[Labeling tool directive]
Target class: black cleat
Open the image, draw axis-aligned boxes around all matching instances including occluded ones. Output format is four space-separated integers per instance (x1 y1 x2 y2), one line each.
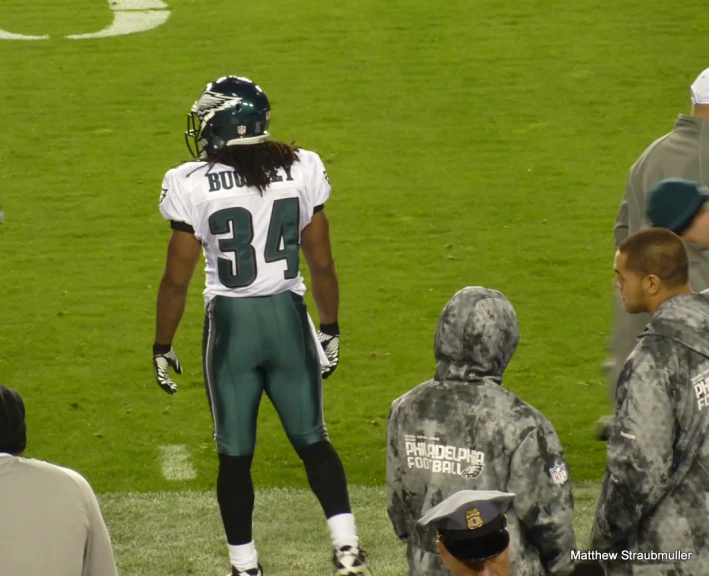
333 545 373 575
230 563 263 576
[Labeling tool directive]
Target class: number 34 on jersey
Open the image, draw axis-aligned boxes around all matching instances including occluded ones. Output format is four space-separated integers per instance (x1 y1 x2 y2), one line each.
209 198 299 288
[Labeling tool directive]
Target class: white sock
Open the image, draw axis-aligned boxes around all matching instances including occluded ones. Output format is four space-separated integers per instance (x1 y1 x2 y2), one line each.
327 513 359 549
228 542 258 572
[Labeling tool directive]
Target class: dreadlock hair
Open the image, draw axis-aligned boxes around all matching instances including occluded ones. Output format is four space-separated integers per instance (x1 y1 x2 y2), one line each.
205 140 300 193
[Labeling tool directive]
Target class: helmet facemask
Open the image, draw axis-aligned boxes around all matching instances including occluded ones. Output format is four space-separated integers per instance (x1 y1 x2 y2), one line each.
185 105 205 159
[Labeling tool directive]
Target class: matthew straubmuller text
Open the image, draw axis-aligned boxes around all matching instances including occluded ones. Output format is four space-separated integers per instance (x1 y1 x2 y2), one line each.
571 551 693 561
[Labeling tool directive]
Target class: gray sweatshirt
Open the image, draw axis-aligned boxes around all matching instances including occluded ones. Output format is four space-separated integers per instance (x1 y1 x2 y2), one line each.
0 454 118 576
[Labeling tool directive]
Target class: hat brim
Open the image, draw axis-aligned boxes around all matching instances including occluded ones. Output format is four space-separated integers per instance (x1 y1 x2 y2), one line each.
441 528 509 563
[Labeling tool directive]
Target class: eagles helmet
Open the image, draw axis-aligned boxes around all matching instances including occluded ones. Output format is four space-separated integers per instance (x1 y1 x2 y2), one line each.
185 76 271 158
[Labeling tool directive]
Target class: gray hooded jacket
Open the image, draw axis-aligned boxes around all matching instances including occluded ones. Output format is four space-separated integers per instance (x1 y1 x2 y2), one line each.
592 293 709 576
386 287 575 576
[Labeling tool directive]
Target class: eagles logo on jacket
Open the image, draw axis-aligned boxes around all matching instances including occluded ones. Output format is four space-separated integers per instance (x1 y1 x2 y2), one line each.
386 287 576 576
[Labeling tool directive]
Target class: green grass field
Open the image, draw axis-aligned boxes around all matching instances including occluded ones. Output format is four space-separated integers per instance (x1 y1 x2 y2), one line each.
0 0 706 573
100 482 602 575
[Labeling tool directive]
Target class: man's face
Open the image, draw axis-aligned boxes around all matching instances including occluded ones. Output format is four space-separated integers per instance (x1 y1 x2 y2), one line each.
682 204 709 248
613 251 647 313
436 541 510 576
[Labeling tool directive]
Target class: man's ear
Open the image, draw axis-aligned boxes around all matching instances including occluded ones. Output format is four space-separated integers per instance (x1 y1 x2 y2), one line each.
644 274 662 296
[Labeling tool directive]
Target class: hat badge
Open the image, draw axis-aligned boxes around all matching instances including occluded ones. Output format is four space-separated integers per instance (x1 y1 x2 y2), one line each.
466 508 483 530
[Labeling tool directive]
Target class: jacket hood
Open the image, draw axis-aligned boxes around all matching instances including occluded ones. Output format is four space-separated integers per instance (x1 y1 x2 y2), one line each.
644 293 709 360
434 287 520 384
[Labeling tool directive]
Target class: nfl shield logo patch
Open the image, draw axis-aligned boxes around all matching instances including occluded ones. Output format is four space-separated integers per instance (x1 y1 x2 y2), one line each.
237 125 247 135
549 463 568 485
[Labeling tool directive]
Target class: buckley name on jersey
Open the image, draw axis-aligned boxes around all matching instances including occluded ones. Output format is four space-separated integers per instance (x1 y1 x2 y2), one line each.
206 166 294 193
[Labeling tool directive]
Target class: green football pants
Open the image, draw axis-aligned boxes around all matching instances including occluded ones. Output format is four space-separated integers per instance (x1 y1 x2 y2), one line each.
202 291 328 456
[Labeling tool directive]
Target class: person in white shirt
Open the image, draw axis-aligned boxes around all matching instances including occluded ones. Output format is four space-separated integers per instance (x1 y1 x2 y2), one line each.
0 384 118 576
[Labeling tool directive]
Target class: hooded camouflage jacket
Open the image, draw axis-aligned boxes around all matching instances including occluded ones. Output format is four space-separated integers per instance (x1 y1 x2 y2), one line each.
592 293 709 576
386 287 576 576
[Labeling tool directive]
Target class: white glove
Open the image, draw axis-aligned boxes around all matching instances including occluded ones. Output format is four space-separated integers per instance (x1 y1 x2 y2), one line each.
318 325 340 379
153 344 182 394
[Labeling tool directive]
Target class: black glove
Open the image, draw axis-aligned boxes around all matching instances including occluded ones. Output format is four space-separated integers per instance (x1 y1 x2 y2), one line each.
153 343 182 394
317 322 339 379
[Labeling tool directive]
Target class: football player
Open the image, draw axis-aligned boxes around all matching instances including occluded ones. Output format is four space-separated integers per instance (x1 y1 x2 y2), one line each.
152 76 372 576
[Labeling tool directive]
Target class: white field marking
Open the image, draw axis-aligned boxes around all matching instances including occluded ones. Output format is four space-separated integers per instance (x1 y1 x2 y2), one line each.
111 0 168 9
0 0 170 41
159 445 197 481
67 0 170 39
0 30 49 41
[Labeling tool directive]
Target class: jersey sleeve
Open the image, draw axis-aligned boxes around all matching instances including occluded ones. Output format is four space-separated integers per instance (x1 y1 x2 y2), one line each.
159 170 195 233
309 153 331 212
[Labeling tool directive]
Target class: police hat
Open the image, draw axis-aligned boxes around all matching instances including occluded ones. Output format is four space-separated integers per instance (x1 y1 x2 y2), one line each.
417 490 515 563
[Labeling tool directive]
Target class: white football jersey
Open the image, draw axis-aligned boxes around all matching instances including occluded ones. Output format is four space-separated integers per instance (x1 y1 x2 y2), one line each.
158 149 330 304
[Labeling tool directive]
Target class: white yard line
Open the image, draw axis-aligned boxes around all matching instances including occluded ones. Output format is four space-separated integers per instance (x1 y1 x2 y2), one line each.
0 31 49 41
67 0 170 40
110 0 168 9
159 445 197 481
1 0 170 41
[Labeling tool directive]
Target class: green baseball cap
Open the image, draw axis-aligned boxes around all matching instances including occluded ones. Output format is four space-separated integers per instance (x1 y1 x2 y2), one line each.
646 178 709 233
